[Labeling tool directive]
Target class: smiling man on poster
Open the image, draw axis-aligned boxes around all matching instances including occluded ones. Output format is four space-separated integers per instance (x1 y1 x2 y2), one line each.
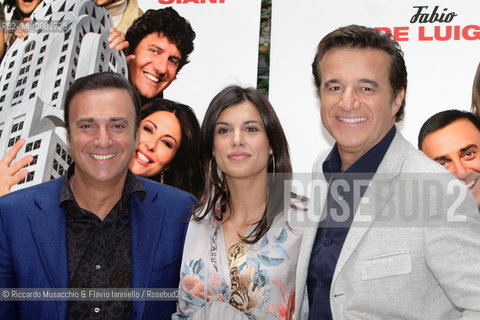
125 7 195 105
419 109 480 209
294 25 480 319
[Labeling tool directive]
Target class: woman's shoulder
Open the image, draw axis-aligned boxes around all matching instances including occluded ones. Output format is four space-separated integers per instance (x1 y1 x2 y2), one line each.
187 214 215 233
182 216 215 262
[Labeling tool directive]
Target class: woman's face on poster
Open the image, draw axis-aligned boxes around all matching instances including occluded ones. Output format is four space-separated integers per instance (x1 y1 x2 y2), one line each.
129 111 182 178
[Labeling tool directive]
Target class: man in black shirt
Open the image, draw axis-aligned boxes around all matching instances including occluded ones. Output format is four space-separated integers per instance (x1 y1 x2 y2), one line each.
0 72 195 319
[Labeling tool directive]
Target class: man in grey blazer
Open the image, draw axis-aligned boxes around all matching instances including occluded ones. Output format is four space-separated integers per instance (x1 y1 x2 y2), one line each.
294 25 480 319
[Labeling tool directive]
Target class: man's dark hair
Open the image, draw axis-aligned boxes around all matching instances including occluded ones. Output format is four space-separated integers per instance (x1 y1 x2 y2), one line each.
418 109 480 150
3 0 16 14
472 63 480 116
64 72 141 135
312 24 408 122
0 2 5 19
125 7 195 72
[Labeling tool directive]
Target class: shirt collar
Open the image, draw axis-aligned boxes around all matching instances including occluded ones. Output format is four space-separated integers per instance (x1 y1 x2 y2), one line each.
323 125 396 176
60 164 145 206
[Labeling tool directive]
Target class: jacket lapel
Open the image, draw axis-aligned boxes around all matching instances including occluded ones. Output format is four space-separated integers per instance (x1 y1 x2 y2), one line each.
332 132 409 285
130 188 166 319
28 178 68 318
295 160 330 317
28 179 68 289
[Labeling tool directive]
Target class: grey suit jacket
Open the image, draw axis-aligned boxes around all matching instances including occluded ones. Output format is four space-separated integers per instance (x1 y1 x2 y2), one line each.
294 130 480 320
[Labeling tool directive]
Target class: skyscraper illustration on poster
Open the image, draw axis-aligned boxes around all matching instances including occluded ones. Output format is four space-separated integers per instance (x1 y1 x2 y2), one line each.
0 0 126 192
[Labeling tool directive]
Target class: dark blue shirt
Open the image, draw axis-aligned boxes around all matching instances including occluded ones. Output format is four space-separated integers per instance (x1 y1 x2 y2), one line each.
307 126 396 320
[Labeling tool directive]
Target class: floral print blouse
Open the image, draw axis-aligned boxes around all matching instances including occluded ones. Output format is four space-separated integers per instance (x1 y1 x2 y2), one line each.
172 195 307 320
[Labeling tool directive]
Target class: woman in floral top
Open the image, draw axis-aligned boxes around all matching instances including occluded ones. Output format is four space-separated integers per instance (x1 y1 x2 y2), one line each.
173 86 307 320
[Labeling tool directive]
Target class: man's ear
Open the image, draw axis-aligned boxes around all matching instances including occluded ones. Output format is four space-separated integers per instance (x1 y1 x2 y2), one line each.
392 88 405 117
126 54 136 64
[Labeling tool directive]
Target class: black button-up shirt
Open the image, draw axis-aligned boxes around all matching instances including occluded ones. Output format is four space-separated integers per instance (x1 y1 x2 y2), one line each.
307 126 396 320
60 165 145 320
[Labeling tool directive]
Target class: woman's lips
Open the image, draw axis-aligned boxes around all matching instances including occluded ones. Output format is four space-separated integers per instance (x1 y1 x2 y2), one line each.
227 152 251 160
136 150 154 165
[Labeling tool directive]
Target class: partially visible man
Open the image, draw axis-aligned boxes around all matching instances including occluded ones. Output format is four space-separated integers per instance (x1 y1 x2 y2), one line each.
294 25 480 320
91 0 142 52
0 72 195 319
125 7 195 104
93 0 142 34
419 109 480 208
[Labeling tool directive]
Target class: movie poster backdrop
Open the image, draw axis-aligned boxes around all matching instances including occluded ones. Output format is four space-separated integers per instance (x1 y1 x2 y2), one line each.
0 0 261 191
